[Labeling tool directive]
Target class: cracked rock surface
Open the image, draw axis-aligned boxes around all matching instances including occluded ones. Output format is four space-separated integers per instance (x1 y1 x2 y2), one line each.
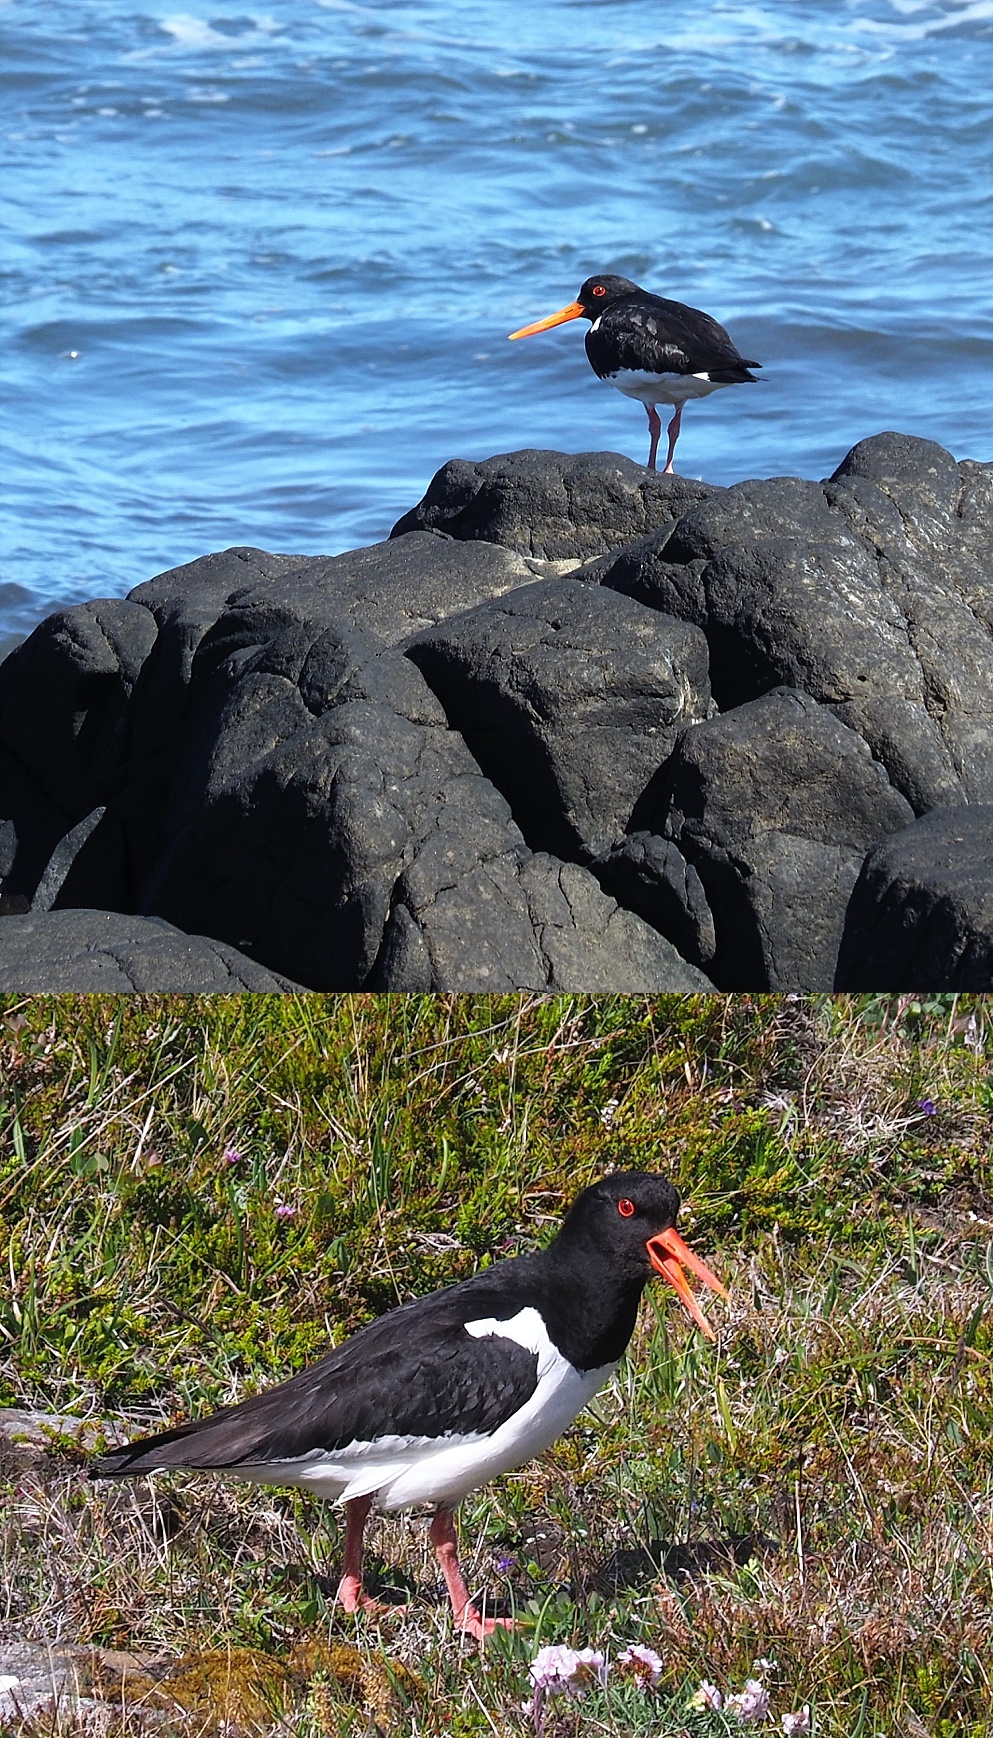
590 432 993 817
407 577 711 857
1 433 990 990
652 687 915 988
391 448 722 561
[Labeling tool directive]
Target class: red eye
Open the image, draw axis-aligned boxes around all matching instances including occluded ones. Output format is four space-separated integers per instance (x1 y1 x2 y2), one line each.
592 284 606 297
618 1198 635 1217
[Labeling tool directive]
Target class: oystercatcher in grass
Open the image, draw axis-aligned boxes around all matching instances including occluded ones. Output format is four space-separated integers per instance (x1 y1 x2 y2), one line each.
91 1172 725 1641
509 274 761 474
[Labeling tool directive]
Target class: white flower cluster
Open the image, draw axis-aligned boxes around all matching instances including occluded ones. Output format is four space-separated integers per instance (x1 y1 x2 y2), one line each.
617 1644 665 1685
688 1668 811 1729
528 1645 608 1697
527 1646 810 1731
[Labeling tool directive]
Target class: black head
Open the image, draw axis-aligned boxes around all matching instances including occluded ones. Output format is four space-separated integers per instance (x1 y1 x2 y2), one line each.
554 1170 726 1339
508 275 645 341
556 1171 680 1272
576 274 643 316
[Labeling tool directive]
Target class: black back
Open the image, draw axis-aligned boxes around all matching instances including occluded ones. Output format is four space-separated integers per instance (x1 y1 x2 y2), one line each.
575 274 760 382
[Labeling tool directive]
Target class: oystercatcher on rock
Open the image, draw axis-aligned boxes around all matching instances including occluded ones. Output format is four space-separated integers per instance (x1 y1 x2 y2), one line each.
91 1172 725 1639
509 274 761 473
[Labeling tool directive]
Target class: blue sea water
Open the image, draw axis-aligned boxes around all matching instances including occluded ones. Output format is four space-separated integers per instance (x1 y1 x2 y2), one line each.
1 0 992 653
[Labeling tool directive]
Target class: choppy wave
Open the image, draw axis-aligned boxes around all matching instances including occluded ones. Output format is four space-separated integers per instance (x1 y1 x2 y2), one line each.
1 0 991 650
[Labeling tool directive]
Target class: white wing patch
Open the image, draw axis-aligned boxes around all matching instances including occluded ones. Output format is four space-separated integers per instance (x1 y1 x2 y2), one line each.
220 1307 616 1512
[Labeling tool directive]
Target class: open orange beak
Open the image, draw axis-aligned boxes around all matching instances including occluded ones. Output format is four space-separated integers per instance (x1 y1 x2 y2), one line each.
646 1227 727 1342
508 300 585 340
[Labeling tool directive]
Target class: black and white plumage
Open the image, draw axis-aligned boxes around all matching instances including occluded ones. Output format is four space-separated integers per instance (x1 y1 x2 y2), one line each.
509 273 761 473
90 1171 726 1640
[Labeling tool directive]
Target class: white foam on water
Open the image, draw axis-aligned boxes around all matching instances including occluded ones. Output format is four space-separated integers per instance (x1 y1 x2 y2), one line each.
848 0 993 35
159 13 282 50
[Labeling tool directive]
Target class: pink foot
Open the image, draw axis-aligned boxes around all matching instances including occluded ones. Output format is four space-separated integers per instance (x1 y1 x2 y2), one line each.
431 1506 515 1642
335 1572 407 1619
334 1494 407 1619
456 1606 517 1640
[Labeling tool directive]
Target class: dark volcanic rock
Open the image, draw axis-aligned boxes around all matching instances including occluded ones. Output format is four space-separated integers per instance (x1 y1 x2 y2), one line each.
593 433 993 816
391 449 721 562
131 531 536 651
2 433 990 992
0 599 158 903
836 806 993 990
655 687 915 989
590 832 716 973
0 535 533 915
1 533 707 990
141 609 706 991
0 909 303 991
371 851 713 991
407 577 711 857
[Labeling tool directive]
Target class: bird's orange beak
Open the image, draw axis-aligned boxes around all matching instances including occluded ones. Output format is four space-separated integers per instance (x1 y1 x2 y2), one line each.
508 300 585 340
646 1227 727 1342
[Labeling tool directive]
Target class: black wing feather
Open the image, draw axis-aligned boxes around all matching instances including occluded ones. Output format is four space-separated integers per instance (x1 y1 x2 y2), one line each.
586 295 760 382
91 1285 539 1477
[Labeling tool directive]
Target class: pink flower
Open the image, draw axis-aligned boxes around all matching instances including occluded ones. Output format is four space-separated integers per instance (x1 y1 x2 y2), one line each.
726 1679 772 1723
528 1645 607 1696
782 1708 811 1734
689 1681 723 1711
222 1147 243 1165
617 1644 664 1687
274 1202 297 1220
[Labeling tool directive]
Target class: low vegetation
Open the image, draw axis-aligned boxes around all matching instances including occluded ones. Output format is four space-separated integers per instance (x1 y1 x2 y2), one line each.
1 994 991 1737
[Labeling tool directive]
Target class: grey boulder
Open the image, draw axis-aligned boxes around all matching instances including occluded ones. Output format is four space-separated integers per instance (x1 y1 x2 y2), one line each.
594 432 993 817
652 688 914 989
391 448 722 562
0 909 304 991
407 577 711 857
1 535 709 991
836 805 993 990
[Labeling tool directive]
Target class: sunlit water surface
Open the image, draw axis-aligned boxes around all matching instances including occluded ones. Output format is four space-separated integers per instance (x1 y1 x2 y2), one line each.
2 0 991 651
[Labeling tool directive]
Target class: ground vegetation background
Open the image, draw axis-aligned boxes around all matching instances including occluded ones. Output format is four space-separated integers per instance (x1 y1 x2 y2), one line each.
0 994 991 1737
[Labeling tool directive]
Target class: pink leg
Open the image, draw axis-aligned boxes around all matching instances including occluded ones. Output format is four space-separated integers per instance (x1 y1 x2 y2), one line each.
430 1507 515 1641
335 1494 401 1617
663 403 684 474
645 403 662 471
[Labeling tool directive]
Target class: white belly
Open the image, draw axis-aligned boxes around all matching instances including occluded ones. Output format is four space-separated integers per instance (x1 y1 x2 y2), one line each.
608 369 724 407
222 1308 615 1511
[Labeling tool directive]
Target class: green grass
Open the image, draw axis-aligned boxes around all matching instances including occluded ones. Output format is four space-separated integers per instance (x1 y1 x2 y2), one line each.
1 994 991 1737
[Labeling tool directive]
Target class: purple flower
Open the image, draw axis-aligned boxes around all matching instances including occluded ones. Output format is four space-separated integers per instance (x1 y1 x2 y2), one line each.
782 1709 811 1735
222 1147 243 1165
495 1554 516 1573
726 1679 772 1723
274 1202 297 1220
916 1098 937 1116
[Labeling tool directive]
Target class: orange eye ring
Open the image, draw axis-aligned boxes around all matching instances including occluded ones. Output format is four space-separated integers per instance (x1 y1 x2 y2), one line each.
618 1197 635 1217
